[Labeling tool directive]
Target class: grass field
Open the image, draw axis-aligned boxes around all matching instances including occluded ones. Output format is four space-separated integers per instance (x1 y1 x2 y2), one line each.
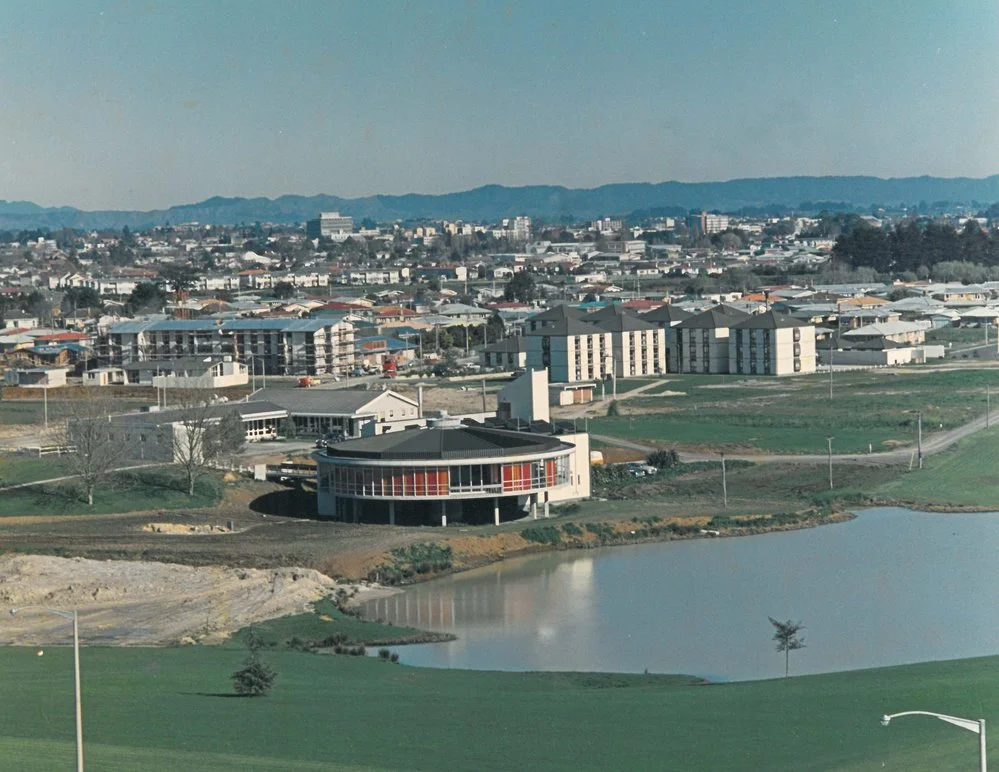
589 368 999 453
228 597 452 648
0 466 223 517
877 424 999 507
1 645 997 771
0 455 72 486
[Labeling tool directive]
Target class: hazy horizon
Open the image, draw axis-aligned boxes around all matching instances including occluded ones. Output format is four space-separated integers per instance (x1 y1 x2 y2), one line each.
3 0 998 210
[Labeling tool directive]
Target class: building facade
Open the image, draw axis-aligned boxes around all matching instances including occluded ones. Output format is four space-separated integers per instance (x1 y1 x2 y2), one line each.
729 311 817 376
107 318 355 376
675 305 751 374
314 418 589 527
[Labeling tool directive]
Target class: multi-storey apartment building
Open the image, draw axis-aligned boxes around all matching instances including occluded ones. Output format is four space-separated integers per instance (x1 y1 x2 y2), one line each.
729 310 817 376
585 305 666 377
107 317 355 376
524 305 612 383
675 305 751 374
639 304 692 373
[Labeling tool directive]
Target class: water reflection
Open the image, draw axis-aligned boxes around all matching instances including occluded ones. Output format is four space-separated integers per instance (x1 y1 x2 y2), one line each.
359 508 999 681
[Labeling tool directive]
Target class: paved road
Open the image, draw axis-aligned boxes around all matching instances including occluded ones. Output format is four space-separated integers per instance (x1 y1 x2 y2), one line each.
592 406 998 466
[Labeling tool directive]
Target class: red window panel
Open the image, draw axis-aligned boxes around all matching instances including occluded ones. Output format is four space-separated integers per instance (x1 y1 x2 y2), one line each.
414 469 427 496
545 459 557 487
390 469 404 496
405 469 415 496
502 463 514 492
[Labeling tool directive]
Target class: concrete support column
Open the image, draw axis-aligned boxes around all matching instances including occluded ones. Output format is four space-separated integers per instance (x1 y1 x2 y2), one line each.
389 501 395 526
543 494 550 519
352 498 359 524
493 498 500 527
331 495 338 521
440 500 447 528
530 493 538 520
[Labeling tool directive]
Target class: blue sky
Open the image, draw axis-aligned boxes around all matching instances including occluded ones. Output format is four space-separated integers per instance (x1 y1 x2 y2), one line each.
1 0 997 209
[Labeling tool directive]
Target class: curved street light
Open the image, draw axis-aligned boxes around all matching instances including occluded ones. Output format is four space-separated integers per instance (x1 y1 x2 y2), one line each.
881 711 985 771
10 606 83 772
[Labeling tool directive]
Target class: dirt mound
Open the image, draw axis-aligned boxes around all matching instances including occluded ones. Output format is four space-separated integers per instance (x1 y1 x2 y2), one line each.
143 522 234 535
0 554 357 646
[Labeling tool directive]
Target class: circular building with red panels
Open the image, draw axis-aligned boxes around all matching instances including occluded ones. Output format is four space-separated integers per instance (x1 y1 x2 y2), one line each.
313 418 582 526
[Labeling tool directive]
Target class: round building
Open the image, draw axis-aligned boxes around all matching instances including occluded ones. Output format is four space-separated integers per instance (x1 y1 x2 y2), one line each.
313 417 588 526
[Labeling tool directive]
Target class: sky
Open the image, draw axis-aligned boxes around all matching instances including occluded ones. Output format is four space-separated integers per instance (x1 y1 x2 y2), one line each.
2 0 998 210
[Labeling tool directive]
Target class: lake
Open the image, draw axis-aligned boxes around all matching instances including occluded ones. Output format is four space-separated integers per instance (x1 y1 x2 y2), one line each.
358 508 999 681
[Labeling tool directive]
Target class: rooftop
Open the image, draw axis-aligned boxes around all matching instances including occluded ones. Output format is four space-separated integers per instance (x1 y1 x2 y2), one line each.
320 424 569 461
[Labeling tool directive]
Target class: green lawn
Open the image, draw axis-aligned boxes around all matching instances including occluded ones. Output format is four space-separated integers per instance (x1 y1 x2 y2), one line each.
877 424 999 507
590 368 999 453
229 598 451 648
0 467 223 517
2 646 998 771
0 455 72 486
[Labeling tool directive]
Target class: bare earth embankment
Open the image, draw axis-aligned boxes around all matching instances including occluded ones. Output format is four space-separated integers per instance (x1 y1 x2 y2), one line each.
0 553 392 646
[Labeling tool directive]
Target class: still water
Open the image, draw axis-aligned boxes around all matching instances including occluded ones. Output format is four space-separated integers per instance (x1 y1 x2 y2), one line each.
359 508 999 681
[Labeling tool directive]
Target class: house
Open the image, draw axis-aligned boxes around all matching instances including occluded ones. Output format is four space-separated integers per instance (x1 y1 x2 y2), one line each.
84 367 128 387
123 357 249 389
841 321 928 347
4 366 69 388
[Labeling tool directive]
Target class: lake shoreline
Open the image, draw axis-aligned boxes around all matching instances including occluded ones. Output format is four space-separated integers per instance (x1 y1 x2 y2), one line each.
369 508 857 593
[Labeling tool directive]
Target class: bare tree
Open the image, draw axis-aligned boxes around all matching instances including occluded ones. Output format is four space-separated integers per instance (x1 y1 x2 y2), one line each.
171 389 246 496
63 395 128 506
769 617 806 678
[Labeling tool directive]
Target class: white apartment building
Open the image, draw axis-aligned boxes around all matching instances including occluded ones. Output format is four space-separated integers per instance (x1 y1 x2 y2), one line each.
675 305 751 374
107 317 355 376
729 311 817 376
584 305 666 377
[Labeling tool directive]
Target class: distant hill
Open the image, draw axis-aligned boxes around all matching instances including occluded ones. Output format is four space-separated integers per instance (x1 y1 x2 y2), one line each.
4 175 999 230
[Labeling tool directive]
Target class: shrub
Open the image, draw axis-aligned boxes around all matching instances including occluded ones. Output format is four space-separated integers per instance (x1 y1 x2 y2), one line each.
606 400 621 417
561 522 583 537
390 652 400 663
585 522 615 540
647 449 680 470
520 526 562 545
377 648 392 661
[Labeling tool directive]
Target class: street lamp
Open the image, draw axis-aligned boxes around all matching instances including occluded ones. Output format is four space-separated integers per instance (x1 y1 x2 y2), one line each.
10 606 84 772
881 711 985 772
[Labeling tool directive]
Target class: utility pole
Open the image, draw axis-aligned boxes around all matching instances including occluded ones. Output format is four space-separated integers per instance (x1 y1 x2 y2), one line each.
826 436 834 490
721 451 728 508
988 385 991 429
917 410 923 469
43 384 48 430
828 336 834 401
481 379 487 413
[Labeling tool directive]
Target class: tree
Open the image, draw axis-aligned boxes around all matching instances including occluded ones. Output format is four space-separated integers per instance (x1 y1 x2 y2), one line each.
64 395 129 506
271 281 296 300
61 286 102 314
504 271 537 303
768 617 805 678
231 628 276 697
126 282 167 313
171 391 246 496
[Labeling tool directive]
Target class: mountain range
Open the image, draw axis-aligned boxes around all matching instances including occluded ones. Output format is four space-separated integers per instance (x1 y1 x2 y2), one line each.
4 175 999 231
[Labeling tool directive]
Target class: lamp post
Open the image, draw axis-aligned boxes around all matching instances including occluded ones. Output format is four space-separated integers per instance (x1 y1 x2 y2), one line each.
915 410 923 469
881 711 985 772
10 606 84 772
